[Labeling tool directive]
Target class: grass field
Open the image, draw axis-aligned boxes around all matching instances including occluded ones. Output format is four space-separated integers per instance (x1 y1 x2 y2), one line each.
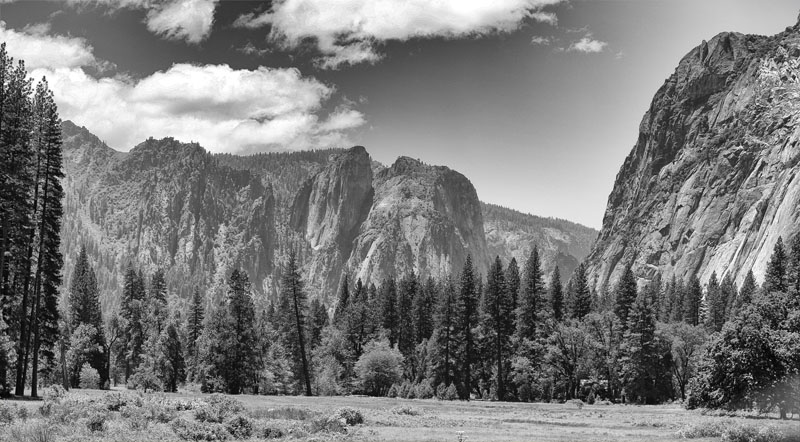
2 388 799 441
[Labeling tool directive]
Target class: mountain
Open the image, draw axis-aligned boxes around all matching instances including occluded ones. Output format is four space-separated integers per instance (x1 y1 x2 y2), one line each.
482 203 597 281
60 121 596 309
586 15 800 290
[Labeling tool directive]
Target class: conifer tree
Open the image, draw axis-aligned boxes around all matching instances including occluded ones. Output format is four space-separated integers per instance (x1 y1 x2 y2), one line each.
764 237 788 293
550 266 564 322
788 234 800 297
307 298 328 350
570 263 592 319
221 269 257 394
186 288 204 360
432 277 457 388
482 256 514 400
412 276 436 343
517 247 546 341
397 272 417 360
683 276 702 326
456 255 479 400
620 292 672 403
505 258 521 324
66 247 106 387
333 273 350 325
379 278 398 346
278 252 312 396
158 322 185 392
704 272 723 332
670 278 686 323
731 270 757 316
613 265 637 329
120 265 145 380
149 269 167 336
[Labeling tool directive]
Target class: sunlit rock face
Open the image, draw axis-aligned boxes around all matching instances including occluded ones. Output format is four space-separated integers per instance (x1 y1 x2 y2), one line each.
586 18 800 289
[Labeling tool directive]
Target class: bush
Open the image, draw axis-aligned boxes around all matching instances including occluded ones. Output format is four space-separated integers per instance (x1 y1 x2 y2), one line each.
676 421 726 439
103 391 133 411
587 391 596 405
0 402 16 425
392 406 421 416
333 407 364 425
225 415 253 439
128 370 163 392
443 383 459 401
8 421 57 442
568 399 584 410
194 395 244 423
250 407 313 421
415 382 435 399
354 339 404 396
120 405 149 431
398 381 412 399
79 363 101 389
43 385 66 403
86 412 107 433
308 416 347 435
722 423 782 442
387 384 399 398
171 417 230 441
256 426 284 439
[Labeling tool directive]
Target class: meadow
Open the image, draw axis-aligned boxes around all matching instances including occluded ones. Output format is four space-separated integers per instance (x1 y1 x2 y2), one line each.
1 387 799 442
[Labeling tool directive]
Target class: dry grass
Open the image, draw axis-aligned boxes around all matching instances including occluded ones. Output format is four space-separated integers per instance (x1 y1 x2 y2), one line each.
2 388 800 441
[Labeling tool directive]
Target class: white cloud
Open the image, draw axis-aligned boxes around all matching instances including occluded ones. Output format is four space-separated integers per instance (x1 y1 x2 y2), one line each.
0 20 96 69
235 0 563 69
1 23 363 152
568 36 607 53
530 35 553 46
63 0 217 44
145 0 218 44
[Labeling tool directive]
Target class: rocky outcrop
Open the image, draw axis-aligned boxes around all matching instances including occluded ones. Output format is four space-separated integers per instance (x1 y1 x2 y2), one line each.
586 16 800 289
346 157 489 284
482 203 598 281
290 146 373 299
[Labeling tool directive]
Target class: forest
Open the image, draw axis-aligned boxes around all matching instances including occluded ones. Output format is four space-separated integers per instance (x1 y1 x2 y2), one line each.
1 42 800 425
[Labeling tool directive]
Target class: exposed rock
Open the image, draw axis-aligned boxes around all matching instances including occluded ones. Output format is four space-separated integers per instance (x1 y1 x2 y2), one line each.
586 19 800 289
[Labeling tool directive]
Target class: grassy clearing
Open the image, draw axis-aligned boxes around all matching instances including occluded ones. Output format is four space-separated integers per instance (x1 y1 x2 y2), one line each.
1 388 799 441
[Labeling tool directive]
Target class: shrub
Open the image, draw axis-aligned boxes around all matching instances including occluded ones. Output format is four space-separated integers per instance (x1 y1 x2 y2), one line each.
676 421 726 439
586 391 596 405
194 395 244 423
8 421 57 442
568 399 584 410
392 406 421 416
333 407 364 425
443 383 459 401
250 407 313 421
79 363 101 389
354 338 404 396
257 426 284 439
224 415 253 439
415 382 435 399
0 402 16 425
171 417 230 441
121 405 149 431
387 383 399 398
722 423 782 442
435 383 446 400
86 412 107 433
103 391 132 411
308 416 347 435
128 370 163 392
141 398 178 423
43 385 66 403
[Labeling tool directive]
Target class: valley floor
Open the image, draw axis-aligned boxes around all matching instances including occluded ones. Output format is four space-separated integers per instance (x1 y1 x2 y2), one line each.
3 388 799 441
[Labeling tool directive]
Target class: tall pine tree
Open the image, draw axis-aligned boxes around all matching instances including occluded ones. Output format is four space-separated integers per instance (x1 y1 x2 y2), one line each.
482 256 514 400
278 252 312 396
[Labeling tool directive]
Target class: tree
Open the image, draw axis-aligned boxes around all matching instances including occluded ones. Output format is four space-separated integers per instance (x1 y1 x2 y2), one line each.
412 277 436 344
505 258 521 325
545 320 589 400
379 278 398 346
278 252 312 396
517 247 546 341
397 272 417 362
307 298 329 350
186 287 204 379
620 292 672 404
158 322 185 393
456 255 479 400
333 273 350 325
731 270 756 316
431 277 457 388
120 265 145 381
704 272 724 333
764 237 788 293
659 322 706 401
570 263 592 319
222 269 258 394
788 233 800 297
683 276 702 326
355 338 403 396
482 256 514 400
613 265 637 329
67 247 106 387
549 267 564 322
148 269 168 337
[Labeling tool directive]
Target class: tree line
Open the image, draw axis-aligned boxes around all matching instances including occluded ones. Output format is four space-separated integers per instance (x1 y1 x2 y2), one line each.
0 43 65 398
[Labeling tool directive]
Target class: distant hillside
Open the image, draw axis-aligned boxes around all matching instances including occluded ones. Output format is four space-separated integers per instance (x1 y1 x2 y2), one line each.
482 202 598 281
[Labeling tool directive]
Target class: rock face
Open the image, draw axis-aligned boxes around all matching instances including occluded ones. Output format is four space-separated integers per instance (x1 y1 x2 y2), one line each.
482 203 598 281
61 122 596 308
347 157 489 285
586 17 800 289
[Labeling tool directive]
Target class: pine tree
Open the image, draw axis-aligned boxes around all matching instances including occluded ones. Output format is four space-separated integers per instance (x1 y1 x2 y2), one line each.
412 276 436 343
620 292 672 403
120 265 145 381
67 246 106 388
549 266 564 322
149 269 167 336
333 273 350 325
432 277 457 388
613 265 637 328
397 272 417 361
570 263 592 319
158 322 185 392
517 247 546 341
670 277 686 322
788 233 800 297
222 269 258 394
660 276 676 322
380 278 398 346
456 255 479 400
731 270 756 316
482 256 514 400
683 276 702 326
644 273 662 315
764 237 788 293
307 298 328 350
505 258 521 326
187 288 204 359
278 252 312 396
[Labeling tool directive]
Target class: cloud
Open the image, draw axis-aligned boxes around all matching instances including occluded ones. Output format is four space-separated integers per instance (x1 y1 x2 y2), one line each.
1 23 363 153
235 0 563 69
530 35 553 46
62 0 217 44
568 36 607 53
236 41 270 57
145 0 218 44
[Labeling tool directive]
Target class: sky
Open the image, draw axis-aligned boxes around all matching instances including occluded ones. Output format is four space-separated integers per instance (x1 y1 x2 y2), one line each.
0 1 797 229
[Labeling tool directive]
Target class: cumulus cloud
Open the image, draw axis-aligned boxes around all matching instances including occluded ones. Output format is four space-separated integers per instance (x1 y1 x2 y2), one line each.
568 36 607 53
63 0 217 44
235 0 562 69
2 23 363 152
530 35 553 46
